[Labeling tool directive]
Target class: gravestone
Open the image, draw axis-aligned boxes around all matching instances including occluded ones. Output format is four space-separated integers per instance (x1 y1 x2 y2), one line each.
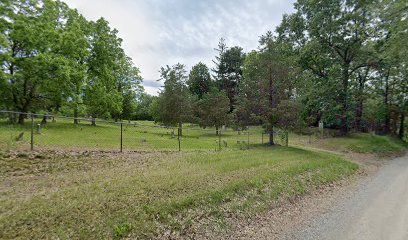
318 120 324 138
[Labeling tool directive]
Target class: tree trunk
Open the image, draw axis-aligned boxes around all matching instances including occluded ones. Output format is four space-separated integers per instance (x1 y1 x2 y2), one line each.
340 63 350 135
18 113 25 125
355 99 363 131
268 66 276 146
383 71 391 134
391 111 398 135
91 117 96 126
355 68 369 132
74 107 79 124
178 122 182 137
8 113 17 124
268 66 277 108
269 130 274 145
216 126 219 136
41 115 47 125
384 81 391 134
399 112 405 140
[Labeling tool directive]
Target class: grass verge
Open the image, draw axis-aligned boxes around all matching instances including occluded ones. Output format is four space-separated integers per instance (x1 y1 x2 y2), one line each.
316 133 407 156
0 146 357 239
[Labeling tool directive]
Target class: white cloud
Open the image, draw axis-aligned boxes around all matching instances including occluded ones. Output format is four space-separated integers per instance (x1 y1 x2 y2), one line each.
63 0 295 96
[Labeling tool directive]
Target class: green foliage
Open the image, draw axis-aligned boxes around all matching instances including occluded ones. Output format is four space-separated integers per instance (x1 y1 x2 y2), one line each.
270 0 407 138
277 0 378 133
1 0 71 120
196 90 230 130
237 37 295 144
1 0 406 142
154 64 194 127
85 18 142 120
380 0 408 63
212 38 246 111
273 100 302 131
113 223 131 239
135 93 156 120
187 62 212 98
236 51 265 126
149 97 161 123
0 0 142 124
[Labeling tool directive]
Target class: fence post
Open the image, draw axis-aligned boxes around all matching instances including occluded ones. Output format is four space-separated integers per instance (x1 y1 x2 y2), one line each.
178 127 181 152
120 123 123 153
247 131 250 149
219 130 222 151
30 113 34 151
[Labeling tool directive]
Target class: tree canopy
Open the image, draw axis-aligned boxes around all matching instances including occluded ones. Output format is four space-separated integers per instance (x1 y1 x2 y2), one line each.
0 0 142 124
1 0 406 141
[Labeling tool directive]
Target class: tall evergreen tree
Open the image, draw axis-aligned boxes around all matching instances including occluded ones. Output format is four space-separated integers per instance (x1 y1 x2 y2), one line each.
187 62 212 99
212 38 246 112
196 89 230 135
238 35 293 145
155 64 193 135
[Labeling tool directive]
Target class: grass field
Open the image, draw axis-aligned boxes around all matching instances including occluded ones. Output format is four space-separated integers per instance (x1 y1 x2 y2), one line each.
0 147 357 239
0 118 271 152
1 117 406 238
3 117 404 154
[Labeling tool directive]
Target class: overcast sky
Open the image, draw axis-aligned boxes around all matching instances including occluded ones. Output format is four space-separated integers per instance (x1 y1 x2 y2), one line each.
63 0 296 95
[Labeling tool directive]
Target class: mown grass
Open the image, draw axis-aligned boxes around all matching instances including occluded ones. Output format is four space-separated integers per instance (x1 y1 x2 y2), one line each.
1 117 406 154
0 146 357 239
0 118 268 152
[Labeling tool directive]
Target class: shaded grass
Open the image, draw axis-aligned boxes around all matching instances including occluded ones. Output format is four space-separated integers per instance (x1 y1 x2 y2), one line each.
317 133 407 155
0 147 357 239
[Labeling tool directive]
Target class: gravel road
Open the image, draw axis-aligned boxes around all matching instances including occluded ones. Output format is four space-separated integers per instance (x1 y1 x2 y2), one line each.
289 153 408 240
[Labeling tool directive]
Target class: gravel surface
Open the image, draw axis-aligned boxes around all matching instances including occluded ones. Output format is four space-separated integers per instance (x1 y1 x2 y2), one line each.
288 153 408 240
212 152 407 240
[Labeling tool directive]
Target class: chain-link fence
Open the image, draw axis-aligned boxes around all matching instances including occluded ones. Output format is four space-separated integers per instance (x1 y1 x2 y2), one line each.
0 110 296 152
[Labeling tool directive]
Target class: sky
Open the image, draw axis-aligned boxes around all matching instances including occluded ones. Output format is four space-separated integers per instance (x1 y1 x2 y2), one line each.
63 0 296 96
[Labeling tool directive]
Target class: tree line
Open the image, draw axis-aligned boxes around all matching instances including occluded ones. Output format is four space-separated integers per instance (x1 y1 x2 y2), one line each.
1 0 407 144
153 0 407 144
0 0 142 124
